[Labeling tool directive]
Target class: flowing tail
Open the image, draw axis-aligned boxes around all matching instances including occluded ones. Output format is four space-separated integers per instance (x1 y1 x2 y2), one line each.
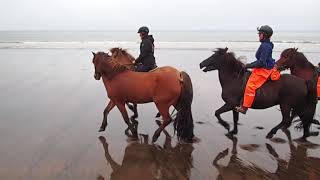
174 71 194 142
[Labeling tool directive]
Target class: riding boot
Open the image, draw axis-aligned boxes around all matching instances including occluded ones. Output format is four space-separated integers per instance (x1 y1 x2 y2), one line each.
235 106 248 114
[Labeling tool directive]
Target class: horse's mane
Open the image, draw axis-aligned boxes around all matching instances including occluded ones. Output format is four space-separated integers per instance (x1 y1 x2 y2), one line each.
98 52 129 80
294 50 315 69
109 47 135 62
216 48 246 76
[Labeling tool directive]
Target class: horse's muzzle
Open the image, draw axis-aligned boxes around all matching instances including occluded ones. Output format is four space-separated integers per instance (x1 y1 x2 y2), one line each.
94 73 101 80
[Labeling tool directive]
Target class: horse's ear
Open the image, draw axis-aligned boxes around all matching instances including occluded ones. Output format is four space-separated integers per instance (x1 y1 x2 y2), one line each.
92 52 96 56
294 48 298 52
224 47 228 53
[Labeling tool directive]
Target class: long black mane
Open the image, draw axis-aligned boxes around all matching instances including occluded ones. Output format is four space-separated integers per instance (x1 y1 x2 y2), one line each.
216 48 246 77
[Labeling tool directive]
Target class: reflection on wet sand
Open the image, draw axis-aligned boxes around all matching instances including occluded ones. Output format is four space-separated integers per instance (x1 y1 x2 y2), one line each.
213 134 270 180
266 130 320 180
213 130 320 180
98 122 194 180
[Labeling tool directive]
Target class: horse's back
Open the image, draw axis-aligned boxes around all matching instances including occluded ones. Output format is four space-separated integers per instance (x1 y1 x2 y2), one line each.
253 74 307 108
151 66 180 73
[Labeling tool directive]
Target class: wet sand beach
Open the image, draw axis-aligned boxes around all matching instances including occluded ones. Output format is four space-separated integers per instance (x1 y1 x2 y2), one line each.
0 48 320 180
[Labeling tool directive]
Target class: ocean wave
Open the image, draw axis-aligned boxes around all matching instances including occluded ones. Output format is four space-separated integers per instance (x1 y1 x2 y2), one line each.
0 41 320 53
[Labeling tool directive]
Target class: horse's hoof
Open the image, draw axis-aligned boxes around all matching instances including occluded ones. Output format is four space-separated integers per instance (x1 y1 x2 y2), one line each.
99 127 105 132
131 115 138 119
218 120 230 132
295 137 307 142
132 133 138 139
155 112 161 118
229 130 238 135
98 136 106 142
266 133 274 139
310 131 319 137
225 133 234 138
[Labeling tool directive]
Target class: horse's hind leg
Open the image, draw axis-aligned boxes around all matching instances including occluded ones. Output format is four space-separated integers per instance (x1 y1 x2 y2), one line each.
283 109 297 129
116 102 138 137
99 100 116 132
266 105 291 139
152 103 171 142
215 103 234 132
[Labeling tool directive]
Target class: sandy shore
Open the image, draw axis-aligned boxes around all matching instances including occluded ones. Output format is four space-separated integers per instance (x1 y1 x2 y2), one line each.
0 48 319 180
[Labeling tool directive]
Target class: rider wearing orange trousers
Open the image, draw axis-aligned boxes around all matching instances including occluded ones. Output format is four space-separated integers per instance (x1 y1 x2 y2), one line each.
236 25 276 114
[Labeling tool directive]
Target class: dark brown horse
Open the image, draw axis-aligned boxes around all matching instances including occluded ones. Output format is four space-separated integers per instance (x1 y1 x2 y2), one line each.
92 51 194 142
199 48 316 139
276 48 318 82
276 48 320 127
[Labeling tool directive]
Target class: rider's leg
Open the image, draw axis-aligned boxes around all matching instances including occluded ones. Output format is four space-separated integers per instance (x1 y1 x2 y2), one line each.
236 69 271 114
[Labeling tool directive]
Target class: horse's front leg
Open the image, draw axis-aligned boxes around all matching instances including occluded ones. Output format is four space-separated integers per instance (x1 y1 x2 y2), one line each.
215 103 234 132
126 103 138 119
230 110 239 135
152 103 171 142
99 100 115 132
116 102 138 137
266 105 291 139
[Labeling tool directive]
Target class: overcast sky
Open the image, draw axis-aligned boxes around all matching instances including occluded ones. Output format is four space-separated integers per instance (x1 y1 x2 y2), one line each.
1 0 319 31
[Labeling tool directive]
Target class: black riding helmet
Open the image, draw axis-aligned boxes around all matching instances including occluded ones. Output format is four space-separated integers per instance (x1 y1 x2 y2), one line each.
137 26 149 34
257 25 273 38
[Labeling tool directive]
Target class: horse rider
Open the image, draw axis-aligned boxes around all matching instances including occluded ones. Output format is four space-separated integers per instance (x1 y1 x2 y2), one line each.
236 25 276 114
134 26 157 72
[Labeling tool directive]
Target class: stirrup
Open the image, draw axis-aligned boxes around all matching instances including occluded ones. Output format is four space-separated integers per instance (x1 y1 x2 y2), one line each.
235 106 248 114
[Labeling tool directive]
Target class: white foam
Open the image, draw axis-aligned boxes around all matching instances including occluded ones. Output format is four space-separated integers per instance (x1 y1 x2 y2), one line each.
0 41 320 53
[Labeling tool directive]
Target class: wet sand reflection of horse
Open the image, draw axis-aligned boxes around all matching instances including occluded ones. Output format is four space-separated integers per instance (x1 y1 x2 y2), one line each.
92 50 194 142
213 129 320 180
199 48 316 139
97 122 194 180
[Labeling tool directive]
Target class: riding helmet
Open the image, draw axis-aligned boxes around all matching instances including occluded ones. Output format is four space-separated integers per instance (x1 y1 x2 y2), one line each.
137 26 149 34
257 25 273 38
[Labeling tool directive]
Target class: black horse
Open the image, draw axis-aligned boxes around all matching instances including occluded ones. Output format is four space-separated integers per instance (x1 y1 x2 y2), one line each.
199 48 317 139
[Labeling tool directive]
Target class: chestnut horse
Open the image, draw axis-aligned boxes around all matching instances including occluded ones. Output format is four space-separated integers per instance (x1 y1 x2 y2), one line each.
92 51 194 142
109 48 138 118
276 48 320 127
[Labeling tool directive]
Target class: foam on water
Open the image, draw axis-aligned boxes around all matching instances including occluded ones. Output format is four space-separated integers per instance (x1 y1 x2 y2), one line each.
1 41 320 53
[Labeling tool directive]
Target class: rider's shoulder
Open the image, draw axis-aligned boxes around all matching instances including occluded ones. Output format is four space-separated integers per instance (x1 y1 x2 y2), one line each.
261 41 273 49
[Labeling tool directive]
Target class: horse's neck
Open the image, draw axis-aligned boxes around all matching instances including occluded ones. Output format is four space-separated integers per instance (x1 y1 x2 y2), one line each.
218 69 244 88
291 66 314 81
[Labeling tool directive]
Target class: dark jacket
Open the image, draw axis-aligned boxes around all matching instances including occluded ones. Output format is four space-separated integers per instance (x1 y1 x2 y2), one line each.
135 35 156 67
246 39 275 69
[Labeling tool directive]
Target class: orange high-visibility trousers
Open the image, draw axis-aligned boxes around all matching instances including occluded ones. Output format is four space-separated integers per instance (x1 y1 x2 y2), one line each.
317 76 320 98
243 68 273 108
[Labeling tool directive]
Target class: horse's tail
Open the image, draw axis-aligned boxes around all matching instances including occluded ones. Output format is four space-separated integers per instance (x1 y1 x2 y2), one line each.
174 71 194 142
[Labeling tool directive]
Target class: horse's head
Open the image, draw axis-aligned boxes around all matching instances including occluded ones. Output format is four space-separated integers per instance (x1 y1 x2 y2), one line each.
92 51 111 80
276 48 298 70
200 47 229 72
